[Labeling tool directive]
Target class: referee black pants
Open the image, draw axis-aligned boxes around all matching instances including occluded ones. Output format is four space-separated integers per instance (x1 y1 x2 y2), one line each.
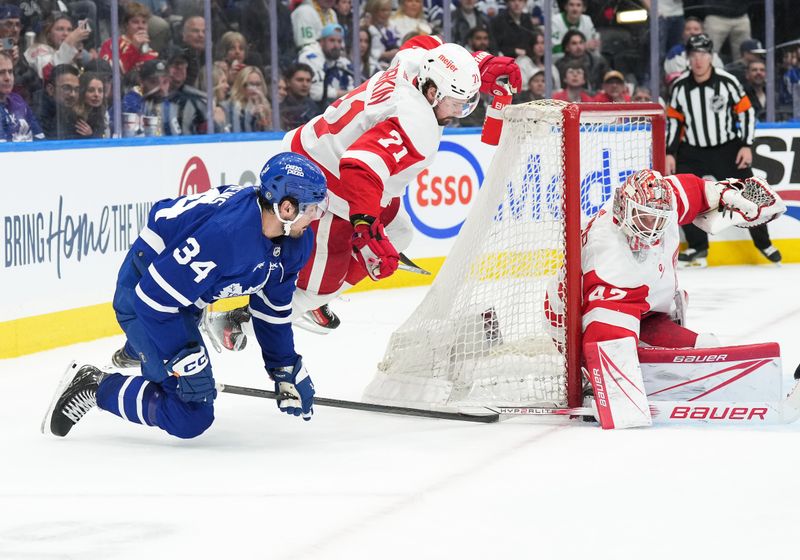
675 141 772 252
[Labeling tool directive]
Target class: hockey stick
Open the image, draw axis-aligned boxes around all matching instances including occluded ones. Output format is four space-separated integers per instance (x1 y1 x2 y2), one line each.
397 252 431 275
217 383 500 423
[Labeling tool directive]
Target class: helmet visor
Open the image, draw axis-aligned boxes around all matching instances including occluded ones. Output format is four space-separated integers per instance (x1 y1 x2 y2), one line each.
440 92 480 119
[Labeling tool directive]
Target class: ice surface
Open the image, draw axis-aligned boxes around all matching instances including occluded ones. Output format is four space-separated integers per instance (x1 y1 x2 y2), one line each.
2 264 800 559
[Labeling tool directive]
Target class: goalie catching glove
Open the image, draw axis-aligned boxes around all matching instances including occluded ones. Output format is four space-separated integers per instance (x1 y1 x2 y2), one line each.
351 215 399 280
696 176 786 234
268 356 314 421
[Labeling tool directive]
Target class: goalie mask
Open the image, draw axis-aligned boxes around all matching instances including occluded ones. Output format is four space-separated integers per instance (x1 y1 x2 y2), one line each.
613 170 674 250
417 44 481 118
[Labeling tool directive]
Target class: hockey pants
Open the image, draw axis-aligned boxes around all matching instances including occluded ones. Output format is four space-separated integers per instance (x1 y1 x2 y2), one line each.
292 198 414 316
95 247 214 439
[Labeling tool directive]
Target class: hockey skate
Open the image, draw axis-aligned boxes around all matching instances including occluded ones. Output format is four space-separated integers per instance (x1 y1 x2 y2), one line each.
111 345 140 368
201 306 250 352
677 248 708 269
41 362 104 437
759 245 782 264
295 304 341 335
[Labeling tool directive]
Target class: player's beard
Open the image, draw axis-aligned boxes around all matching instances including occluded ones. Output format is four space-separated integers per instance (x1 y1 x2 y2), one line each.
437 116 454 126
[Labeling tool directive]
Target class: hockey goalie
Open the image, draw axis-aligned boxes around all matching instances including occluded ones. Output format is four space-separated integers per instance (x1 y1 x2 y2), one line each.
546 170 786 429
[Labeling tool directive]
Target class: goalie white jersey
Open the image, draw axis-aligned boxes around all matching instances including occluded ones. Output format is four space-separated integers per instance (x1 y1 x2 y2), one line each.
581 173 711 345
284 45 443 220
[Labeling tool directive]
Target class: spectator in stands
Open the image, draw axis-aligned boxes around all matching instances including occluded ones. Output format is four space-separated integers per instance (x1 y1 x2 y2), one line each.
24 14 91 80
293 0 338 50
555 29 608 93
452 0 494 51
357 26 379 78
121 58 169 135
173 15 206 89
165 52 208 135
664 18 724 76
215 31 263 86
199 61 230 132
37 63 81 139
334 0 354 51
391 0 432 40
702 0 752 63
222 65 272 132
593 70 631 102
632 85 653 102
724 39 766 85
551 0 599 58
74 71 108 138
365 0 401 71
100 2 158 75
281 62 319 130
241 0 295 71
135 0 171 55
552 61 593 102
743 59 767 122
297 23 353 108
514 68 546 102
0 50 44 141
516 29 560 90
464 25 490 55
490 0 535 58
641 0 685 60
0 3 40 103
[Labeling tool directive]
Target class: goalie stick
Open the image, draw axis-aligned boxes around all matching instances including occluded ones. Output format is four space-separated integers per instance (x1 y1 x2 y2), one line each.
397 252 431 275
217 383 499 423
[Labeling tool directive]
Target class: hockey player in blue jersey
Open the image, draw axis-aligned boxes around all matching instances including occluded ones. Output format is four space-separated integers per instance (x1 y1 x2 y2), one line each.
42 152 328 439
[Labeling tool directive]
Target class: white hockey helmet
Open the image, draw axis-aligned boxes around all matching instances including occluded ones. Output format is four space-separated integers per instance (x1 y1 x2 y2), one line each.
417 43 481 118
613 170 674 248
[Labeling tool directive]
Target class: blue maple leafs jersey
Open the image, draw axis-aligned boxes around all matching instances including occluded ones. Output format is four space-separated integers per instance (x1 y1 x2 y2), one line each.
130 185 312 371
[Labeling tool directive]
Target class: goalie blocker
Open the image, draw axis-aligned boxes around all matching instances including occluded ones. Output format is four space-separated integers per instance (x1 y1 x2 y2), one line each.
583 339 786 429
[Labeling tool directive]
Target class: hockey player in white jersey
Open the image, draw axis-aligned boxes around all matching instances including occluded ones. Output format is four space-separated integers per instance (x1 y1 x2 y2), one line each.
202 36 522 341
548 169 785 428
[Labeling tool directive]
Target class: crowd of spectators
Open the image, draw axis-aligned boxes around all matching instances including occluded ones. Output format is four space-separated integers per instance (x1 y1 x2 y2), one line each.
1 0 800 142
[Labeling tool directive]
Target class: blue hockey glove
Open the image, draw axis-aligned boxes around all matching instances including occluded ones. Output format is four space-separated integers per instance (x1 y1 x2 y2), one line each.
268 356 314 420
167 345 216 404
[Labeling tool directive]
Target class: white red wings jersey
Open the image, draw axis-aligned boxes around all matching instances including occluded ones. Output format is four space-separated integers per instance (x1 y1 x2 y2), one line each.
581 173 711 345
284 39 444 220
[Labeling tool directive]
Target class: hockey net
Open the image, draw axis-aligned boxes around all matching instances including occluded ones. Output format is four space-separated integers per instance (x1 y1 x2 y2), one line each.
364 101 666 411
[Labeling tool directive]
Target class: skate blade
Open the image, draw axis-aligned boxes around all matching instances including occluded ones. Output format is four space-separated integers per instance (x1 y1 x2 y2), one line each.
293 313 335 335
40 360 80 435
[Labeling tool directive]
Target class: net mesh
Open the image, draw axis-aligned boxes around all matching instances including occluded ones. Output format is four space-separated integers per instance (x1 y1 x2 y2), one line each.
363 101 657 410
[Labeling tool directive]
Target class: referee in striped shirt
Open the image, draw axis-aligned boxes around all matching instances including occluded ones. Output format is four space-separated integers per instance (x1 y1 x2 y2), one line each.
666 33 781 266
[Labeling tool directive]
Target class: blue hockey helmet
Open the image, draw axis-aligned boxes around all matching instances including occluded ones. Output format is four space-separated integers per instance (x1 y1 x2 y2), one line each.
259 153 328 234
259 152 327 209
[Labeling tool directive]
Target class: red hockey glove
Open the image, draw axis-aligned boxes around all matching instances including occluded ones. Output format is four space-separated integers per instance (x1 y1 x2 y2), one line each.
473 51 522 96
351 216 399 280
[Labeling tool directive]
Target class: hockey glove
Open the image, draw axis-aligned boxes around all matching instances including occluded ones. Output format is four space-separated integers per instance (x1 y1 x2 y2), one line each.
704 177 786 228
168 345 216 404
268 356 314 421
351 215 399 280
473 51 522 96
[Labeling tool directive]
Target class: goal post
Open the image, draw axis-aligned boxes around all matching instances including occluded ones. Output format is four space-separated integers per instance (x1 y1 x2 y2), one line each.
364 101 666 412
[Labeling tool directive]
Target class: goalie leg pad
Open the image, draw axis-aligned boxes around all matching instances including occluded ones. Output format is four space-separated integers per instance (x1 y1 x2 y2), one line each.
584 337 652 429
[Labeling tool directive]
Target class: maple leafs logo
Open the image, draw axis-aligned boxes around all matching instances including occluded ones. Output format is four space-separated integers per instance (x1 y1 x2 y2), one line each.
217 283 244 299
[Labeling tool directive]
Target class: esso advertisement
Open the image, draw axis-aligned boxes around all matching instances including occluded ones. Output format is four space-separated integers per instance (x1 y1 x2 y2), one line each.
403 141 484 239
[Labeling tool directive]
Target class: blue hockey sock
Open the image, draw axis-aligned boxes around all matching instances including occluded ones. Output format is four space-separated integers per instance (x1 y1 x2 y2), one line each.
96 373 161 426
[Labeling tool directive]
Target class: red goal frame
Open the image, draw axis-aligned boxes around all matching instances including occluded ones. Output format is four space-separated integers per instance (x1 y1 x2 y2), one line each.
562 103 666 407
